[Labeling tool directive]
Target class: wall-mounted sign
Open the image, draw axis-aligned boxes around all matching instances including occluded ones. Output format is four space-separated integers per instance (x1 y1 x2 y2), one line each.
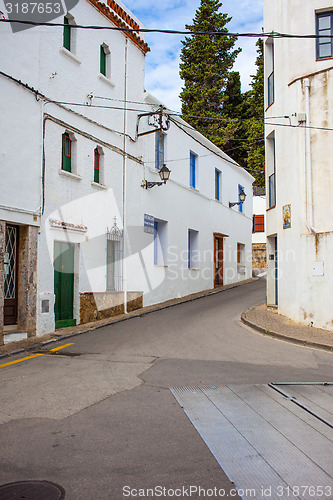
283 204 291 229
144 214 154 234
49 219 88 233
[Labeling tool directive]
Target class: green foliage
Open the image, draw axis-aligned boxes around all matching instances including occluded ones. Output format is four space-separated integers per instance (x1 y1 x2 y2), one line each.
179 0 241 150
244 38 265 186
179 2 265 186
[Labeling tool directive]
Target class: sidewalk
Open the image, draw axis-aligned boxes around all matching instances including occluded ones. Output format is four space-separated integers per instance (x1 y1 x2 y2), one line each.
0 278 255 359
242 304 333 352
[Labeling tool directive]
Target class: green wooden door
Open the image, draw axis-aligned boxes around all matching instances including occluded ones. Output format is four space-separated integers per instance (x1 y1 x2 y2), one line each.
54 241 76 329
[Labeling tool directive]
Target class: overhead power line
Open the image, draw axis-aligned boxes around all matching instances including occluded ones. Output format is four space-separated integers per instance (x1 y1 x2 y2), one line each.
0 19 332 39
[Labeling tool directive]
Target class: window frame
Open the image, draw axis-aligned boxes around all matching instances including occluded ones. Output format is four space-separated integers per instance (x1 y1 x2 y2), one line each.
190 151 197 189
94 148 100 183
316 11 333 60
155 131 165 171
252 214 265 233
62 132 72 172
215 169 221 201
63 16 71 51
238 184 244 213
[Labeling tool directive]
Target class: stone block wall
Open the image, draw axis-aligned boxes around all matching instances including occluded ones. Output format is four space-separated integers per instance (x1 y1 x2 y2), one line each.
17 225 38 337
80 291 143 324
252 243 267 269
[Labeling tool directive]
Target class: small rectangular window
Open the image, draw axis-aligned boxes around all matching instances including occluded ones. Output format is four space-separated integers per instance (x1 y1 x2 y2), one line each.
94 148 100 183
238 184 244 213
188 229 199 269
266 39 274 106
154 219 168 265
62 133 71 172
100 45 106 76
237 242 246 274
252 214 265 233
155 131 164 170
190 152 197 188
63 16 71 51
215 169 221 200
316 12 333 59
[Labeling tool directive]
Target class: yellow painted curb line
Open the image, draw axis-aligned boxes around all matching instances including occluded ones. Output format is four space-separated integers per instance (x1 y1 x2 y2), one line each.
0 343 75 368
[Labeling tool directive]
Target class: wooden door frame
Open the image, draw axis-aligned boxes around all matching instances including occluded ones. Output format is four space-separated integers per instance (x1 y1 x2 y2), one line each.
213 232 228 288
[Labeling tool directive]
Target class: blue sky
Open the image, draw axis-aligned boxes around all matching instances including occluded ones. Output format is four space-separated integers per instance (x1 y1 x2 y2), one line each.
124 0 263 111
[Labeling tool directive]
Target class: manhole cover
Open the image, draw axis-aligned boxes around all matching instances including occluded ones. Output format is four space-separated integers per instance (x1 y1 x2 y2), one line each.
0 480 65 499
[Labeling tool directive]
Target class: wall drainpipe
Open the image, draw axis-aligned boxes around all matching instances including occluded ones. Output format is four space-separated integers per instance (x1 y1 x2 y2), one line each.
304 78 316 234
122 38 128 314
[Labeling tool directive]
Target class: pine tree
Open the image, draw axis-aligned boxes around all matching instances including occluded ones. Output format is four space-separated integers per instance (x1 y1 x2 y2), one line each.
244 38 265 186
179 0 241 151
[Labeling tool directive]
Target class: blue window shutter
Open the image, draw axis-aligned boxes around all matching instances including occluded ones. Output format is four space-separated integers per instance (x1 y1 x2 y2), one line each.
154 221 158 264
190 152 196 188
238 184 244 213
188 230 191 268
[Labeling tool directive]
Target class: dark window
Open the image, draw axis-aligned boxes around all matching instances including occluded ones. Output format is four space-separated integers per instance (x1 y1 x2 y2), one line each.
62 133 71 172
94 148 100 183
215 169 221 200
155 131 164 170
238 184 244 213
63 16 71 51
190 152 196 188
316 12 333 59
269 173 276 208
252 215 265 233
268 70 274 106
100 45 106 76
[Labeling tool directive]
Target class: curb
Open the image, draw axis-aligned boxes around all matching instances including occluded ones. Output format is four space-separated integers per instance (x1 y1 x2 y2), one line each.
0 278 257 361
241 310 333 353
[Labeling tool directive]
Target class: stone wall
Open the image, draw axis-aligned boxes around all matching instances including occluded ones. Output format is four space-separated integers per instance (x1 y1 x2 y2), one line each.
80 291 143 324
0 221 5 345
252 243 267 269
17 225 38 337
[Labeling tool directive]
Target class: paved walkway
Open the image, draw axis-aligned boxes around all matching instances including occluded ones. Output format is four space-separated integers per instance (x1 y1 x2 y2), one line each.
242 304 333 352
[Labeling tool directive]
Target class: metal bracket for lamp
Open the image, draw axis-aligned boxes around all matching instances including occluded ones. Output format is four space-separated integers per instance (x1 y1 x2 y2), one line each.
141 164 171 189
229 189 246 208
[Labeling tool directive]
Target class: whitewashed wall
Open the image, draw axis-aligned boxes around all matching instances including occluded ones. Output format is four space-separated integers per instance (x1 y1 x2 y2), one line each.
264 0 333 330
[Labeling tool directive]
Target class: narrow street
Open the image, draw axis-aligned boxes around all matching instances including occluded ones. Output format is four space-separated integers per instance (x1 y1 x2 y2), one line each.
1 279 333 499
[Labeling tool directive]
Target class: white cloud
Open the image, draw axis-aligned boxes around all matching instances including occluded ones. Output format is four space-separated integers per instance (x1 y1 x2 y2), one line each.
125 0 263 111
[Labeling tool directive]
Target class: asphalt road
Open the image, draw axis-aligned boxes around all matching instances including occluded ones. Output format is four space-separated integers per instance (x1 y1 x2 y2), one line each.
1 278 333 499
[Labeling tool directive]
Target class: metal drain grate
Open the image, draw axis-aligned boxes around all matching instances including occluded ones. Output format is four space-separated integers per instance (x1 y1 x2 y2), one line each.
0 480 65 499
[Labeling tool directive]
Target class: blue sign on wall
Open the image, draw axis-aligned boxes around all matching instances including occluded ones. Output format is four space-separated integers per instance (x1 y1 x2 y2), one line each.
144 214 154 234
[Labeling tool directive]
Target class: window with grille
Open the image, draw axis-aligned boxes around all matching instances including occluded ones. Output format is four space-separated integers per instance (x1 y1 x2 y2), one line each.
107 221 123 291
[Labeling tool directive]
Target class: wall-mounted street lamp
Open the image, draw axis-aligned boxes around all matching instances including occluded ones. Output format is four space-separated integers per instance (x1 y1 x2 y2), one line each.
229 189 246 208
141 164 171 189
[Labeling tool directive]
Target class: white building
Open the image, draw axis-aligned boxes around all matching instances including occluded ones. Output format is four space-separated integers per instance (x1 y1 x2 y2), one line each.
264 0 333 330
0 0 253 341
